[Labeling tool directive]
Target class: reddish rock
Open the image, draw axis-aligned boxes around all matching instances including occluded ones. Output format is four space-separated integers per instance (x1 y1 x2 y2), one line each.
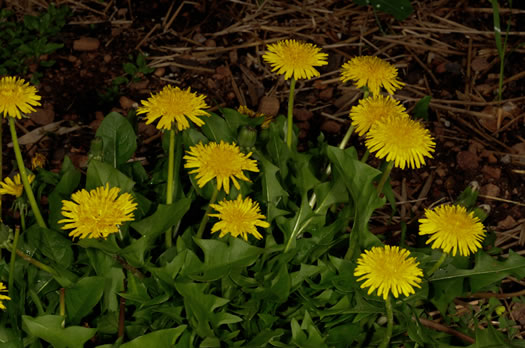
482 165 501 180
320 120 341 134
497 215 517 230
480 183 500 197
457 151 479 170
319 87 334 101
119 96 137 110
257 96 279 117
294 108 313 121
73 37 100 51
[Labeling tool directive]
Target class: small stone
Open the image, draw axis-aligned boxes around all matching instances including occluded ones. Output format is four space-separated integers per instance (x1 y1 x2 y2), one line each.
103 54 112 63
67 55 77 63
482 165 501 180
73 37 100 51
257 96 280 117
480 183 500 197
320 120 341 134
468 141 484 154
129 80 149 90
119 96 137 110
204 39 216 47
313 80 327 90
294 108 313 121
436 167 447 177
154 67 165 77
457 151 479 170
319 87 334 101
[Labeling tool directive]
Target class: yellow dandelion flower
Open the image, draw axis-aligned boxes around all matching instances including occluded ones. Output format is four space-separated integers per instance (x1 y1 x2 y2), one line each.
209 195 269 240
183 141 259 194
354 245 423 300
263 39 328 80
350 95 408 136
59 184 137 240
340 56 405 96
0 76 41 119
137 85 209 131
0 282 11 310
0 173 35 197
419 205 486 256
31 153 46 170
365 116 435 169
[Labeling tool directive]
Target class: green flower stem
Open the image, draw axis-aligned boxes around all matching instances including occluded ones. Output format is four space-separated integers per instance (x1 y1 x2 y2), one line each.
286 78 297 149
379 296 394 348
376 161 394 196
165 129 177 248
339 125 354 150
427 252 448 277
59 288 65 326
15 248 58 277
8 226 20 299
196 187 219 239
360 149 370 163
8 117 46 228
344 224 359 260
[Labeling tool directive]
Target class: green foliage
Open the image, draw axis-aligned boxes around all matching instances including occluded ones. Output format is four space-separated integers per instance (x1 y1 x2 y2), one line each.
0 4 70 82
2 106 522 347
98 53 155 103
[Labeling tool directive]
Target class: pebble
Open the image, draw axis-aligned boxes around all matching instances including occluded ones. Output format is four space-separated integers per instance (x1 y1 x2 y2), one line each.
73 37 100 51
154 67 165 77
482 165 501 180
497 215 517 230
294 108 313 121
456 151 479 170
480 183 500 197
320 120 341 134
103 54 112 63
119 96 137 110
257 96 279 117
319 87 334 101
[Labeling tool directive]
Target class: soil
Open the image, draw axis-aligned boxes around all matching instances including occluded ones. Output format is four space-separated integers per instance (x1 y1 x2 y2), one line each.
3 0 525 281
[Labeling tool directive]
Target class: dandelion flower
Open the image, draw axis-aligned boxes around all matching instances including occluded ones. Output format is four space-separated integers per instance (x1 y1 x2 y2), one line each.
0 76 41 119
350 95 408 136
209 195 269 240
31 153 46 170
263 39 328 80
59 184 137 240
0 283 11 310
0 173 35 197
366 116 435 169
419 205 486 256
184 141 259 194
341 56 404 96
354 245 423 300
137 85 209 131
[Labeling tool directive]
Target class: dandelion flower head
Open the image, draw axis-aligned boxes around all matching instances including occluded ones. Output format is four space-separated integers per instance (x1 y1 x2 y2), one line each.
0 282 11 310
366 116 435 169
419 205 486 256
263 39 328 80
350 95 408 136
31 153 46 170
184 141 259 194
59 184 137 240
354 245 423 300
340 56 405 96
137 85 209 131
209 195 269 241
0 76 41 119
0 173 35 197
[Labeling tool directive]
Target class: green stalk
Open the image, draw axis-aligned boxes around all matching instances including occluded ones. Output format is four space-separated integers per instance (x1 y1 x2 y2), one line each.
426 252 448 277
360 149 370 163
8 117 46 228
59 288 65 327
15 248 58 277
165 129 176 248
196 187 219 239
379 296 393 348
286 78 297 149
8 226 20 299
376 161 394 196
